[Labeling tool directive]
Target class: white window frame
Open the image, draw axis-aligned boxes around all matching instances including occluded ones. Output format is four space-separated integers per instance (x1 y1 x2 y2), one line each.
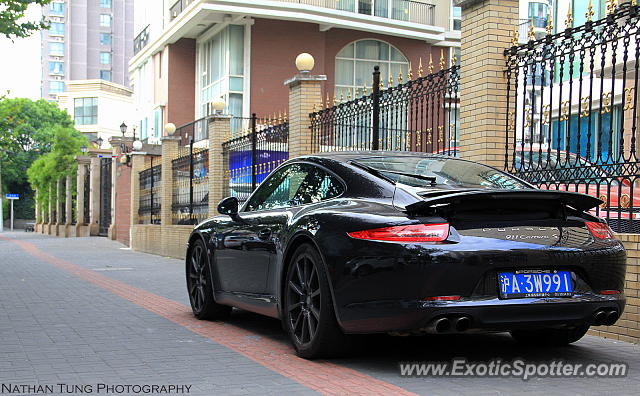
334 39 409 99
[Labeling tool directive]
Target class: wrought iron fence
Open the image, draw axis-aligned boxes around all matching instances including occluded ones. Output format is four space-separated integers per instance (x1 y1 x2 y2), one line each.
504 2 640 233
138 159 161 224
173 117 209 146
311 62 459 155
172 140 209 225
222 114 289 202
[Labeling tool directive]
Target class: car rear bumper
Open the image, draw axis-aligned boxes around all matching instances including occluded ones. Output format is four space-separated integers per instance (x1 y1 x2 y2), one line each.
338 293 626 334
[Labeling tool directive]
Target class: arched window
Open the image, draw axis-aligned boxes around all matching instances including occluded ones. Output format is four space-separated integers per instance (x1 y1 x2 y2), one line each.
335 39 409 98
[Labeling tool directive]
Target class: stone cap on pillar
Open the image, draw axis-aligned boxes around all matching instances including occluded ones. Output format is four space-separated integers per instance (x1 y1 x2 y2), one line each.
284 73 327 88
453 0 482 8
161 136 181 142
209 114 233 120
75 155 92 165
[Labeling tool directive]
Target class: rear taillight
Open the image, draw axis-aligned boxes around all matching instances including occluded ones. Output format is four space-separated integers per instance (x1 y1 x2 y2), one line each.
599 290 620 295
585 222 614 239
348 223 449 242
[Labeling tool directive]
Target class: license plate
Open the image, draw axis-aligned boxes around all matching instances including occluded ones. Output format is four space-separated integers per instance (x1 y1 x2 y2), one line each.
498 270 573 299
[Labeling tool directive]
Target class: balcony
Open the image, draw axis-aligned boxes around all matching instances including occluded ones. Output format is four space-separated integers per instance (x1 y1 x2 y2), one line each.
170 0 435 26
133 25 150 55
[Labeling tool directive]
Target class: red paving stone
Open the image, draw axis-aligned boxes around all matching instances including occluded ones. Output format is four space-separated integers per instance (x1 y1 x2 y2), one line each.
1 236 418 396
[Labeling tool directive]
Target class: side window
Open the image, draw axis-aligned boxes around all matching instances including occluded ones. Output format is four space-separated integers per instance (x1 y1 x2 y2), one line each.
245 163 344 212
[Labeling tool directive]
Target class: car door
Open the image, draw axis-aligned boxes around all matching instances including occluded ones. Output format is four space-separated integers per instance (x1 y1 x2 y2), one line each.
215 163 316 294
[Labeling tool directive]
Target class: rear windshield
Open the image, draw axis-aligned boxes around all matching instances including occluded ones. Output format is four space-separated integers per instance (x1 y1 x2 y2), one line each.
353 156 531 190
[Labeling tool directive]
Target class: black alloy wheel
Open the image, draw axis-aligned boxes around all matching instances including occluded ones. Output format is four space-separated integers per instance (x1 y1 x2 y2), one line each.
287 251 321 345
284 244 349 359
186 239 231 320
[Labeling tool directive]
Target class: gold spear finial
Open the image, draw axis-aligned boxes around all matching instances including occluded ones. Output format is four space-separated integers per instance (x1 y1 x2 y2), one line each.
363 82 368 96
428 53 434 74
452 52 457 66
347 88 352 101
511 25 519 46
632 0 637 6
408 62 413 80
326 93 330 108
586 0 595 22
439 49 446 70
379 76 383 90
565 4 573 29
283 111 288 122
278 111 282 123
398 69 403 84
418 57 423 77
388 73 393 87
528 20 535 41
606 0 616 15
546 12 553 35
339 88 344 103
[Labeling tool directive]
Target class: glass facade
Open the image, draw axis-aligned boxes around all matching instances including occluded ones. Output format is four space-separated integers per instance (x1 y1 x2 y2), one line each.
74 97 98 125
335 39 408 98
452 6 461 30
100 52 111 64
100 0 111 8
99 33 112 45
49 42 64 56
50 22 64 36
100 14 111 27
49 81 65 93
199 25 245 120
528 2 548 28
49 61 64 75
49 2 64 16
100 70 111 81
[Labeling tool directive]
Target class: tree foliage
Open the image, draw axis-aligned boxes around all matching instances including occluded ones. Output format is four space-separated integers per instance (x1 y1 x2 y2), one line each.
0 97 82 219
0 0 51 39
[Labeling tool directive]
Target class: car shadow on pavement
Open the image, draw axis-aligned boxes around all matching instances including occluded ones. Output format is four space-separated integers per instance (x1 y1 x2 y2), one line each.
223 308 625 371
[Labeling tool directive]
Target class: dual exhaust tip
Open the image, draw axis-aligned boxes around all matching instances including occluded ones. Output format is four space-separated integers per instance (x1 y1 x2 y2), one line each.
428 315 471 334
594 309 619 326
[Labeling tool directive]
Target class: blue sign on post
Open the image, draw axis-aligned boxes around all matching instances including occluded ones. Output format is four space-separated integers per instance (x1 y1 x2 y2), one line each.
5 194 19 199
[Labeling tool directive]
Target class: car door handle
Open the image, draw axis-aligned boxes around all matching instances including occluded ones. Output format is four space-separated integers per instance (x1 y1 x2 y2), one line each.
258 228 272 240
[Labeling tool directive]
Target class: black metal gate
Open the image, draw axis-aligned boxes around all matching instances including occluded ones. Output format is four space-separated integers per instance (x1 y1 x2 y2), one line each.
83 166 90 225
99 158 112 236
504 2 640 233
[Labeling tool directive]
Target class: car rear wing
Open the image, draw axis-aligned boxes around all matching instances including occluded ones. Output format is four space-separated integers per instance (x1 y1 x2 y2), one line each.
404 189 603 216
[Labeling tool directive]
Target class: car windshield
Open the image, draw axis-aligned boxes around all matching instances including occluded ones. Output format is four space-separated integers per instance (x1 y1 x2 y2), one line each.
353 156 531 190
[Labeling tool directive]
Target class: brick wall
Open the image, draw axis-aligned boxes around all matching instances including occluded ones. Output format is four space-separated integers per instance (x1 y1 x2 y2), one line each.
130 224 193 260
113 160 131 246
250 18 446 117
588 234 640 343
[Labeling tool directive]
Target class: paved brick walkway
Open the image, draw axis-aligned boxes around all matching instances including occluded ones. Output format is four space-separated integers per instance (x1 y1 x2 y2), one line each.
0 232 638 395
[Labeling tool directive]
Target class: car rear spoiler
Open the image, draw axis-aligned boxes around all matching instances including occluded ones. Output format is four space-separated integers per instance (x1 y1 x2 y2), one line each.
404 189 602 216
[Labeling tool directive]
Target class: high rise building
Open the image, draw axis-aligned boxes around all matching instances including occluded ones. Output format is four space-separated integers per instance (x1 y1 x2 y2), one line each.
41 0 134 101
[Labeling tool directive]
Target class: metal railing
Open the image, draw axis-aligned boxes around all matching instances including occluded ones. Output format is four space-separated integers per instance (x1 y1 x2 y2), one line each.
173 117 209 146
504 2 640 233
138 159 161 224
171 141 209 225
169 0 197 21
311 63 459 155
170 0 435 25
222 114 289 202
133 24 150 55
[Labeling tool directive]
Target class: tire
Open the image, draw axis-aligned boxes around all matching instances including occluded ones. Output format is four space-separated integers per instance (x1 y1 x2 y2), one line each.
283 243 350 359
510 324 590 346
186 239 231 320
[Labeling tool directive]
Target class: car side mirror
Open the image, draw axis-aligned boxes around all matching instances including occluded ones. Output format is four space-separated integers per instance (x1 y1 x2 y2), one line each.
217 196 239 216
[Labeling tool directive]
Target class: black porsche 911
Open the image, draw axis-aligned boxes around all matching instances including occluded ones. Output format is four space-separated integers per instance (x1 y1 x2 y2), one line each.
185 151 626 358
